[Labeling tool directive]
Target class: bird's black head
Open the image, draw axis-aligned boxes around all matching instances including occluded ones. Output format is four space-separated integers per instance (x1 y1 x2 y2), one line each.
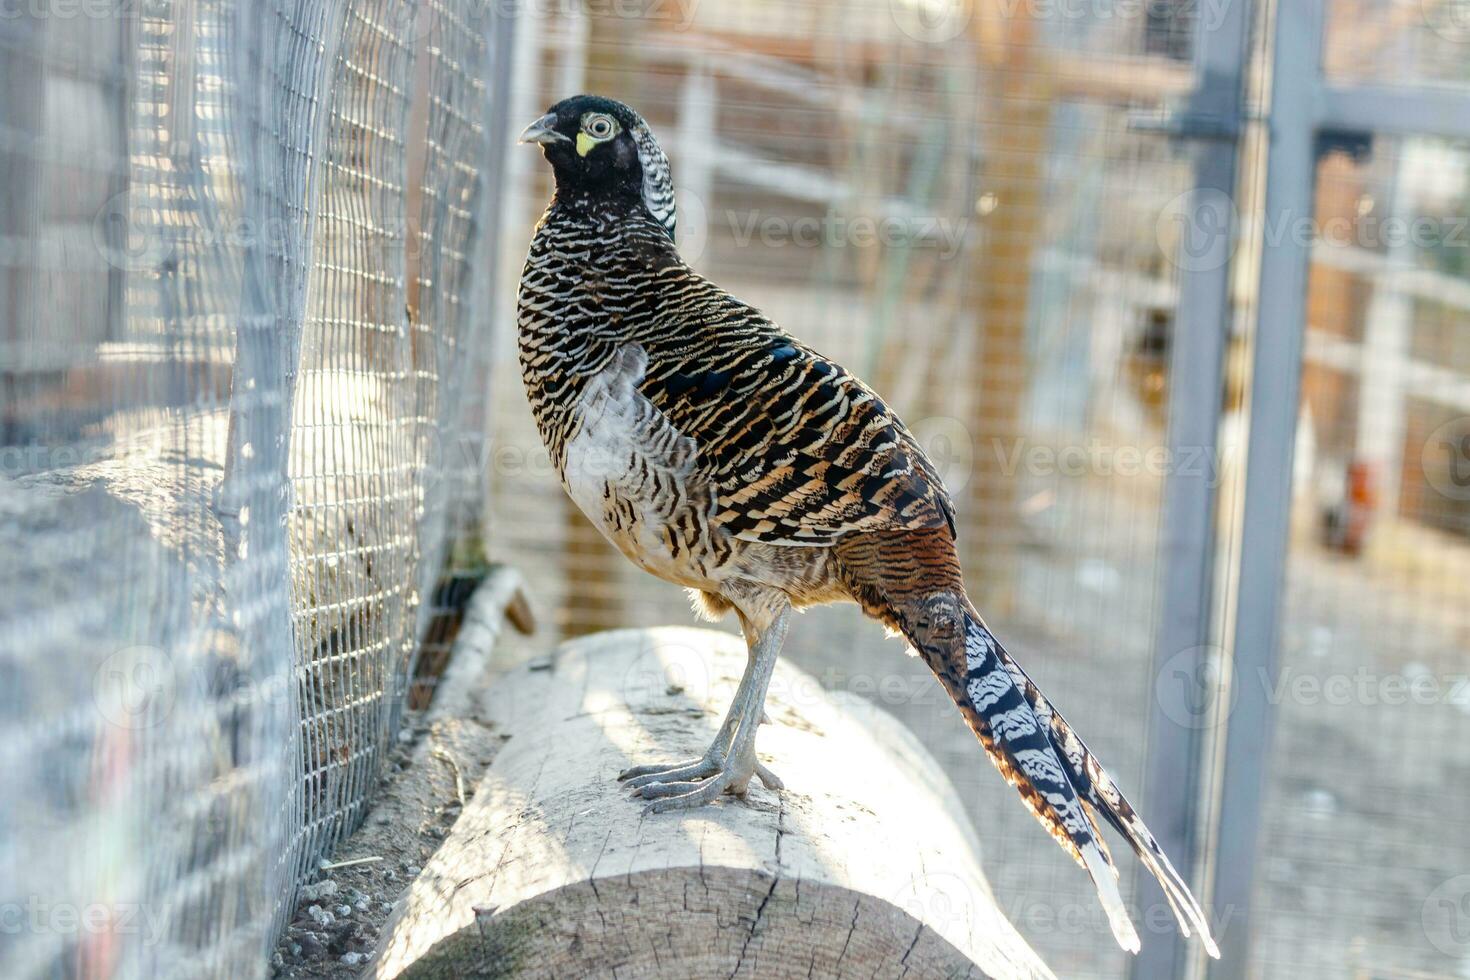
519 95 678 240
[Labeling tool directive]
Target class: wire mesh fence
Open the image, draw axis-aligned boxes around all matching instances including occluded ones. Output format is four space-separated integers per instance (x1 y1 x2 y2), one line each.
0 1 508 976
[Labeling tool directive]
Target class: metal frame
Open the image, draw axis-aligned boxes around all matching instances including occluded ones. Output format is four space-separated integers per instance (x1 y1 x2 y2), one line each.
1146 2 1470 978
1203 2 1324 977
1133 0 1252 976
1321 84 1470 142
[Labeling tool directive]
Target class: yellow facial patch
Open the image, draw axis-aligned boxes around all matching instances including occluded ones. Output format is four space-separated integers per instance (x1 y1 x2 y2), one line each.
576 132 596 157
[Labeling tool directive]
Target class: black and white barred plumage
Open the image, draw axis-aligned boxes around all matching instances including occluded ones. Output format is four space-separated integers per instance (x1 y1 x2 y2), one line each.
631 122 677 239
516 94 1219 960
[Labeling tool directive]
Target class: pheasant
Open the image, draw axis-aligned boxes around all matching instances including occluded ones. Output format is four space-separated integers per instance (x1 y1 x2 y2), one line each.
517 95 1220 959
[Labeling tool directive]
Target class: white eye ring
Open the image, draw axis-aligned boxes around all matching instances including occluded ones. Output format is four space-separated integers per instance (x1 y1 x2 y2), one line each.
585 114 614 139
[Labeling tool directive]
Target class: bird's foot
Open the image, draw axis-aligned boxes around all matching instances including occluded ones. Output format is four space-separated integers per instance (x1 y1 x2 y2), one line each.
618 748 783 813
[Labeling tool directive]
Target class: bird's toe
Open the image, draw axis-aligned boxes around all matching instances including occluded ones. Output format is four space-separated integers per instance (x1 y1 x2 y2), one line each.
641 777 730 813
753 761 784 790
617 756 708 782
631 779 708 799
623 758 720 791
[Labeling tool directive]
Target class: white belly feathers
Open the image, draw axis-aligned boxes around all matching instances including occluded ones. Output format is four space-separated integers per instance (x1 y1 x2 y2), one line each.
561 343 717 586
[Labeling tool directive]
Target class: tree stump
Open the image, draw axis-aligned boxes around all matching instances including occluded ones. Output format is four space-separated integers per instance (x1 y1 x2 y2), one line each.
373 627 1053 979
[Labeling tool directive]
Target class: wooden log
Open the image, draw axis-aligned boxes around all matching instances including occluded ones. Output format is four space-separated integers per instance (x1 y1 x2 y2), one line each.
373 627 1053 979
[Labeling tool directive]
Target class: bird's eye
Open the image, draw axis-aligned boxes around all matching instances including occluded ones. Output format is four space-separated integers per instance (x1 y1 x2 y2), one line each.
585 114 614 139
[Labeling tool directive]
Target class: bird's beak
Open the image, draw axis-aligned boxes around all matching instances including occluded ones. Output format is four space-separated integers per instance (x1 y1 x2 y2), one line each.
518 113 568 146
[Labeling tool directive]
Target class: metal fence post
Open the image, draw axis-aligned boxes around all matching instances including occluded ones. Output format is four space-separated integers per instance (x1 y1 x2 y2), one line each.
1132 1 1252 976
1207 2 1325 977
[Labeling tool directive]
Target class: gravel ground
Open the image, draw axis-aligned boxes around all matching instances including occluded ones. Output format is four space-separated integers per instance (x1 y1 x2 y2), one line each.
270 713 506 977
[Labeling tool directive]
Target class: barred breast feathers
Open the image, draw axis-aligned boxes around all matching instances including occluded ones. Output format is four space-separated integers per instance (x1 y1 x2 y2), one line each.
518 197 956 550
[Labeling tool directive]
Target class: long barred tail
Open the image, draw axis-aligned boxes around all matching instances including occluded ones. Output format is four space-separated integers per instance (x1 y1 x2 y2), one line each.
922 600 1220 958
834 529 1219 958
973 609 1220 959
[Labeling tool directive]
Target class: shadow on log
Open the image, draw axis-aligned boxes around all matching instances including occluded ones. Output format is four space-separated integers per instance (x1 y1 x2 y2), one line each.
373 627 1054 979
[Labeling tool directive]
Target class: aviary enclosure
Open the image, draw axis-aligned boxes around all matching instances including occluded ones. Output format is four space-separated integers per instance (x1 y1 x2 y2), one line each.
2 1 1469 978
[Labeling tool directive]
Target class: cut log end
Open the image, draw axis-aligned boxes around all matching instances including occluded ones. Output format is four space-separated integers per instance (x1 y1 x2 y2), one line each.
374 627 1054 980
394 870 989 980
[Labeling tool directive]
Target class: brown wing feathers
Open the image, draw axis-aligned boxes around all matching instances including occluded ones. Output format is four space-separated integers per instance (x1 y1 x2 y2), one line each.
641 330 956 544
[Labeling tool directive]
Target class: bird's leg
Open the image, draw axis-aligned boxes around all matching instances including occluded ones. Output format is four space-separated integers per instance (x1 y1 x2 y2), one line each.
627 599 790 811
619 608 781 789
616 637 758 785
